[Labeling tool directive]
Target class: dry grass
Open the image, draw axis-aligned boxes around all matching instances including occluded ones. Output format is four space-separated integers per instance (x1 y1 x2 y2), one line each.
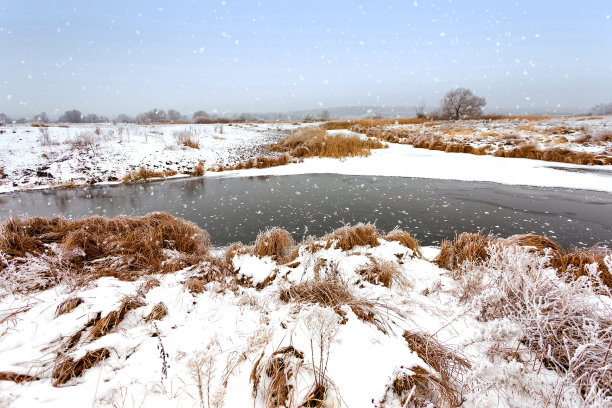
185 276 207 294
357 257 410 289
505 234 563 256
552 247 612 289
174 130 199 149
279 276 398 333
225 242 250 266
122 167 178 182
0 213 211 289
89 296 145 340
191 161 205 176
55 297 84 317
385 330 471 407
384 228 421 257
253 227 295 262
434 233 497 271
322 117 433 130
325 223 380 251
0 371 39 383
215 154 292 172
52 348 110 386
271 127 384 159
251 346 305 408
144 302 168 322
494 143 611 165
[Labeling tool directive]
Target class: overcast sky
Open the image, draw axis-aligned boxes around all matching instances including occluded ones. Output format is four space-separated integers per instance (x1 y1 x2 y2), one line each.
1 1 611 118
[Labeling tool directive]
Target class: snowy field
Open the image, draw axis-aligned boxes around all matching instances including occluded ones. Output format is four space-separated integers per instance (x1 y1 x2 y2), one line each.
1 226 610 407
0 122 299 194
1 117 611 194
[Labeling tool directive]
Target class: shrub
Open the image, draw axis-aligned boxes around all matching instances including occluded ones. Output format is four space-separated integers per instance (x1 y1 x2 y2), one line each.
174 129 199 149
325 223 380 251
191 161 205 176
253 227 295 262
271 127 384 159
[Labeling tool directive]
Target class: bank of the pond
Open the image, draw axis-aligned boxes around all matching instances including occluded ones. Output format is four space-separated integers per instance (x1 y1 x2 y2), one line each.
1 174 610 248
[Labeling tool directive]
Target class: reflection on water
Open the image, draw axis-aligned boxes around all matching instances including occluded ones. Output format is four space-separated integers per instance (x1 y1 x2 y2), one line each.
1 174 611 248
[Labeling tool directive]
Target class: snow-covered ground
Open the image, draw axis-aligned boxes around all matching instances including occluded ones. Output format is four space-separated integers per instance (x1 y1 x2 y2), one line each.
2 236 608 407
1 117 611 195
0 122 299 193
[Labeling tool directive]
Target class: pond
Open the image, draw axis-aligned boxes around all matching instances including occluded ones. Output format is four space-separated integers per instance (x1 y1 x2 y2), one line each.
1 174 610 248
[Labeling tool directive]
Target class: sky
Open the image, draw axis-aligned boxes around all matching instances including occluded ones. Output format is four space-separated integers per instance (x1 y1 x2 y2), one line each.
0 0 611 118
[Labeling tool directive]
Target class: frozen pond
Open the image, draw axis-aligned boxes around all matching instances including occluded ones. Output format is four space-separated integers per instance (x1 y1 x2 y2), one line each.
0 174 610 248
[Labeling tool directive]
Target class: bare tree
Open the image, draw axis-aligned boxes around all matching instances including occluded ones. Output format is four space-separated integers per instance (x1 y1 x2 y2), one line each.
167 109 182 122
414 100 426 118
588 103 612 116
0 113 10 124
439 88 486 119
33 112 49 123
319 109 330 120
59 109 83 123
192 110 210 123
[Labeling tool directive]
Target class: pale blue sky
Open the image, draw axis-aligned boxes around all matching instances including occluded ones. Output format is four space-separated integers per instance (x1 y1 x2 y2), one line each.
1 1 610 117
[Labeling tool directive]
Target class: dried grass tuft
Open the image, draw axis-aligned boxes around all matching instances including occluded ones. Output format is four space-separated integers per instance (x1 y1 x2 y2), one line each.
191 161 205 176
505 234 563 256
144 302 168 322
384 228 422 257
0 213 211 291
52 348 110 386
357 257 411 289
0 371 39 383
89 296 145 340
326 223 380 251
55 297 84 317
279 276 399 334
434 233 497 272
253 227 295 262
552 247 612 289
270 126 384 159
251 346 305 408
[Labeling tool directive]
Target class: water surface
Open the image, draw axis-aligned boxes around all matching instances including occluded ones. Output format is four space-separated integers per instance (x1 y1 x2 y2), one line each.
0 174 610 248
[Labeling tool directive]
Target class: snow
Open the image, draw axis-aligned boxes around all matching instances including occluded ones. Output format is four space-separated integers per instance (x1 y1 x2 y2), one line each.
1 239 595 407
1 117 611 195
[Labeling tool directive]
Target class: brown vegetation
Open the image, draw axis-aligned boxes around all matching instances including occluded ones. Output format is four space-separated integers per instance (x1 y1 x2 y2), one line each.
89 296 145 340
174 130 199 149
122 167 178 182
0 372 39 383
253 227 295 262
52 348 110 386
325 223 380 251
270 127 384 159
191 161 205 176
213 154 292 172
434 233 497 271
279 276 398 333
494 143 611 165
357 257 409 289
55 297 84 317
0 213 211 289
251 346 305 408
384 229 421 257
144 302 168 322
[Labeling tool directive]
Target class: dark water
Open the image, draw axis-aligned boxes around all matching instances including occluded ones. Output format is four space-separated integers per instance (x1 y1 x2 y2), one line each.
0 174 611 248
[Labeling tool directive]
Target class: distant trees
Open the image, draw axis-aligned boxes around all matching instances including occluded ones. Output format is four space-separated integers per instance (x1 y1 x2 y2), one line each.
0 113 10 124
167 109 183 122
114 114 134 123
319 110 331 120
415 100 426 118
33 112 49 123
588 103 612 116
193 110 210 123
59 109 83 123
439 88 486 119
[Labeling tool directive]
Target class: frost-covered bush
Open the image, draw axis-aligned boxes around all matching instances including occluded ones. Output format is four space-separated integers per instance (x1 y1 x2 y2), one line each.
457 244 612 405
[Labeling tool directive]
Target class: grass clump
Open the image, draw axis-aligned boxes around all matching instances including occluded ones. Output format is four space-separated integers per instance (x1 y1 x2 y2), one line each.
191 161 205 176
384 228 421 257
253 227 295 262
251 346 305 408
55 297 84 317
89 296 145 340
271 127 384 159
434 233 497 271
52 348 110 387
174 129 199 149
0 213 211 291
357 257 411 289
122 167 177 182
325 223 380 251
0 372 39 383
144 302 169 322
